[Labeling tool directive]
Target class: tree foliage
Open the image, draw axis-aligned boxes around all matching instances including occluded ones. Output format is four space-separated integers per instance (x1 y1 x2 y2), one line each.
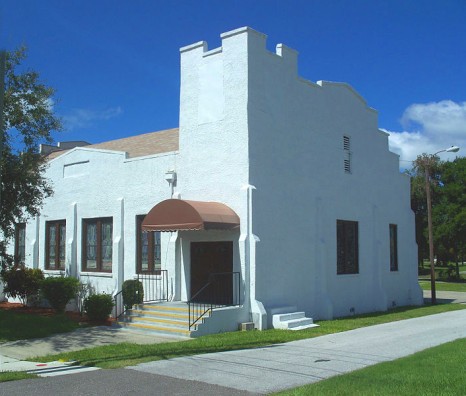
409 155 466 272
407 154 443 266
0 47 62 269
432 157 466 271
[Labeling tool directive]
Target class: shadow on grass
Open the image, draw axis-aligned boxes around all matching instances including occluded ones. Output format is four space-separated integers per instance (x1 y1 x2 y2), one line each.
5 326 125 357
0 310 80 343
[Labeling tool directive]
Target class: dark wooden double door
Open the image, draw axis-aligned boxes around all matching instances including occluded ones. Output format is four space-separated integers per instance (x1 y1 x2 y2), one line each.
190 241 233 305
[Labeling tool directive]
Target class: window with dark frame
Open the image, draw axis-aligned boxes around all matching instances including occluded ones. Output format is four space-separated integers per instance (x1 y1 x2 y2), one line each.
389 224 398 271
45 220 66 270
14 223 26 265
82 217 113 272
337 220 359 274
136 215 161 273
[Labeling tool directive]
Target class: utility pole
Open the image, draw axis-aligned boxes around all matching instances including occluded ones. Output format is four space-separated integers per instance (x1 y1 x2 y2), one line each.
420 146 460 305
424 157 436 304
0 50 6 209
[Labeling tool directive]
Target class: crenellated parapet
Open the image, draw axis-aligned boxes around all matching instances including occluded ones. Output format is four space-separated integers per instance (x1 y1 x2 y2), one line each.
180 26 298 72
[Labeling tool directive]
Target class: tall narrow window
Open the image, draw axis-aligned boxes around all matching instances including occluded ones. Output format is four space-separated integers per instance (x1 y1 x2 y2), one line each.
390 224 398 271
136 215 161 273
337 220 359 274
82 218 113 272
343 135 351 173
46 221 66 270
14 223 26 265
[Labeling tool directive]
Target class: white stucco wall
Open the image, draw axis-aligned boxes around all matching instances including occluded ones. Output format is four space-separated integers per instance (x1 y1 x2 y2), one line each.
178 30 250 207
176 26 421 325
176 29 256 322
245 32 423 320
15 147 178 296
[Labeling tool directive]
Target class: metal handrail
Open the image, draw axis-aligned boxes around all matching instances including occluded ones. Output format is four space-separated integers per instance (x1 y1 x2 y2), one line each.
137 269 169 303
113 290 125 319
188 282 214 329
188 271 240 330
113 269 169 320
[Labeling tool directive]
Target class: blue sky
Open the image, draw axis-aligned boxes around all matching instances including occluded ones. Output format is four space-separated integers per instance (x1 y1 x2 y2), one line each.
2 0 465 165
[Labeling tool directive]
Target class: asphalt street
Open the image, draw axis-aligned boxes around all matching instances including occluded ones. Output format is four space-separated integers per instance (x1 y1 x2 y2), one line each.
0 368 258 396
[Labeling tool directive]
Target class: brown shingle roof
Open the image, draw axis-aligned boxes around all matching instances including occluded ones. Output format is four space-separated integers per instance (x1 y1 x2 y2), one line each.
47 128 179 160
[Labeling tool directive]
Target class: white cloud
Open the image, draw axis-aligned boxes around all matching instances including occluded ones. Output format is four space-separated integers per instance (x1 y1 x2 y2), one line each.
401 100 466 137
63 106 123 131
386 100 466 166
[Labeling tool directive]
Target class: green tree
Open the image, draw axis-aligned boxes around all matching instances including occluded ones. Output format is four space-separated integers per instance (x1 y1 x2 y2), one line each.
408 154 443 267
432 157 466 276
0 47 62 269
409 155 465 276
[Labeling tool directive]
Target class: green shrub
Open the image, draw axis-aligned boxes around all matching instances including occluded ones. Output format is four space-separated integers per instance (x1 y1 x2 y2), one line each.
122 279 144 309
41 276 79 312
1 266 44 306
84 293 114 322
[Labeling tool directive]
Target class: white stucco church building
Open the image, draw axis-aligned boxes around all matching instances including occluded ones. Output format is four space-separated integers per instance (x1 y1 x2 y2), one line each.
4 27 423 336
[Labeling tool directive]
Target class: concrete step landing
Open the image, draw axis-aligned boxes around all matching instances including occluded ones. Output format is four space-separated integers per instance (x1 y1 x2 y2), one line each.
118 302 196 338
272 309 319 330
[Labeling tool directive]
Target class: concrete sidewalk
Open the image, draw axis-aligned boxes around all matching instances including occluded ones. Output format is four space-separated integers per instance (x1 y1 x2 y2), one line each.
0 355 100 377
128 309 466 394
423 289 466 304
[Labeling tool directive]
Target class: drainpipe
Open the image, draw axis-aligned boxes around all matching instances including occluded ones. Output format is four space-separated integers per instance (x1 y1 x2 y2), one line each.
116 197 125 295
68 202 78 278
242 184 266 330
164 170 179 300
32 215 40 269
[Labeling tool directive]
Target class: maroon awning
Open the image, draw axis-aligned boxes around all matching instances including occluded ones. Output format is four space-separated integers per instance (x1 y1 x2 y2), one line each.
142 199 240 232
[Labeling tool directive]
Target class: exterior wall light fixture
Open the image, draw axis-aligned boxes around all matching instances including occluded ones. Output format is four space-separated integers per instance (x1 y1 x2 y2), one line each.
165 170 177 184
165 170 177 198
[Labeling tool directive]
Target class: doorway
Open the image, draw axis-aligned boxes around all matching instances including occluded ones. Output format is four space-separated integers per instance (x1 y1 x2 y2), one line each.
190 241 233 304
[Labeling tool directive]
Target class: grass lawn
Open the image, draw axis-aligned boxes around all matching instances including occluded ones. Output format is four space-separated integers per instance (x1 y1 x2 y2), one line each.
0 310 80 342
419 280 466 292
35 303 466 369
418 263 466 282
419 261 466 271
275 338 466 395
0 372 37 383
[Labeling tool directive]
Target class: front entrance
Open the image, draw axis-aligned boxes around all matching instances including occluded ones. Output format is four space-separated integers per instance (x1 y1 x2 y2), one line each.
190 241 233 305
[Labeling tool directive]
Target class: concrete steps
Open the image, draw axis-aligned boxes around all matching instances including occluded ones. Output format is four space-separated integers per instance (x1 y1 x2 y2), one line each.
271 307 319 331
118 302 197 338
